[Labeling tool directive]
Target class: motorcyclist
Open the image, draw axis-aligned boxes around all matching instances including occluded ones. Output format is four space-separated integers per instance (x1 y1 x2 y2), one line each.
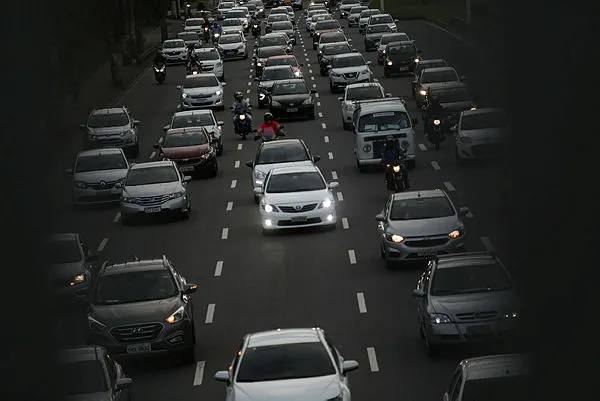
186 46 200 73
424 93 447 134
211 22 223 40
231 91 252 133
380 135 409 190
153 48 166 66
254 112 284 141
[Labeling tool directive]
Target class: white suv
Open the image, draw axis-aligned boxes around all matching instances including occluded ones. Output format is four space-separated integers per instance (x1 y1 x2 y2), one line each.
328 52 372 93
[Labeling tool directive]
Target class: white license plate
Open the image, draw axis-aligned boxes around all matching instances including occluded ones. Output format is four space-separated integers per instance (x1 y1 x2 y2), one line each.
95 190 110 195
398 66 409 71
417 248 437 256
286 108 298 112
126 343 151 353
145 207 161 214
179 166 195 172
291 216 307 222
467 325 492 335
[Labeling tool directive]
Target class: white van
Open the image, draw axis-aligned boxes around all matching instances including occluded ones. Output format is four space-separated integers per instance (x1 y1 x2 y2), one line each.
352 98 418 172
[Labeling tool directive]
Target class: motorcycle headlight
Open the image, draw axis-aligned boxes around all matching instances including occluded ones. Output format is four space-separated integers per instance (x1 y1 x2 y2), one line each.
392 165 400 173
259 93 266 100
387 60 392 66
294 70 301 77
415 58 420 63
419 90 427 96
256 62 262 67
433 119 441 125
470 105 477 110
215 90 222 96
69 273 86 286
429 313 452 324
166 305 185 324
88 316 106 331
215 33 220 37
239 114 246 120
182 92 188 98
74 181 87 189
385 233 404 243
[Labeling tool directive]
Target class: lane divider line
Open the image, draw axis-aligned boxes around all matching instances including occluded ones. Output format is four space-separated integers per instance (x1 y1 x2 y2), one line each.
342 217 349 229
418 143 427 151
331 171 338 179
193 361 205 386
247 81 252 86
221 228 229 240
318 112 323 118
230 180 237 189
97 238 108 252
357 292 367 313
113 212 121 223
246 89 251 94
309 69 313 73
205 304 215 324
311 76 315 80
367 347 380 372
324 135 329 142
481 236 495 252
328 152 334 159
313 83 317 88
238 144 243 150
322 122 327 129
337 192 344 201
214 261 223 277
443 181 456 191
234 160 240 168
317 101 321 106
431 161 441 170
150 151 156 159
348 249 357 264
315 93 319 98
226 202 233 211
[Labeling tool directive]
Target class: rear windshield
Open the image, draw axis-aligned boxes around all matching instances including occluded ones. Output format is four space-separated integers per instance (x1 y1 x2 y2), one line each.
258 47 287 58
461 376 530 401
346 86 383 101
431 262 512 296
371 15 393 24
367 24 392 33
171 114 215 128
185 20 202 27
460 111 508 130
195 50 220 60
268 14 288 22
260 36 288 47
360 10 380 17
183 76 219 88
76 153 127 173
164 40 185 48
381 34 410 44
389 196 454 221
416 61 448 76
323 44 352 55
266 58 298 67
331 55 365 68
88 112 128 128
315 20 341 30
321 33 346 43
163 131 208 147
219 34 242 44
222 19 243 26
262 67 295 81
272 21 293 29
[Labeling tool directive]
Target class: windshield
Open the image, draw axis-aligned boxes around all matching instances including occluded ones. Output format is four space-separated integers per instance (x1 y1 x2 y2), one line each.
222 19 243 26
316 20 341 30
361 10 379 17
431 262 512 296
323 44 352 55
93 269 177 305
367 24 391 33
227 11 246 18
262 67 295 80
321 33 346 43
76 153 127 173
342 0 360 4
272 21 293 29
47 239 81 264
185 20 202 26
350 7 367 14
266 57 297 68
381 34 410 44
332 55 365 68
125 166 179 186
219 2 234 9
388 44 417 55
257 143 309 164
313 15 332 22
358 111 410 131
87 112 128 128
219 34 242 44
372 15 393 24
433 87 472 103
268 15 288 22
266 172 326 193
389 196 454 220
272 82 308 95
195 50 219 60
183 76 219 88
59 360 107 395
461 111 507 130
421 69 459 83
258 47 286 58
416 61 447 76
260 36 287 47
346 86 383 101
461 376 530 401
172 114 215 128
164 40 184 49
179 33 198 41
163 131 208 147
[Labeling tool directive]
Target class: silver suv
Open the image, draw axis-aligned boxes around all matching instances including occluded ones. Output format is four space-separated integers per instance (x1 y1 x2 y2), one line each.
67 148 129 206
81 107 140 158
120 161 192 224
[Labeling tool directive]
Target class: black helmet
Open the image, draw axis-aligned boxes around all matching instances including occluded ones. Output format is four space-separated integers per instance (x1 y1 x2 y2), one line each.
386 135 395 143
264 112 273 122
234 91 243 100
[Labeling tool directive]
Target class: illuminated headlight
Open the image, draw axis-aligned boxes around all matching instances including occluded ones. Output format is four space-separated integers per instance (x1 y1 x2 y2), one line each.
69 273 86 286
166 305 185 324
256 62 262 67
239 114 246 120
392 165 400 173
263 204 274 213
255 180 263 185
448 227 464 239
415 58 420 63
75 181 87 189
430 313 452 324
302 98 313 105
182 93 188 98
433 119 441 125
419 90 427 96
168 191 185 199
386 61 392 66
215 90 222 96
470 106 477 110
319 198 333 208
271 100 282 107
214 33 220 37
504 312 518 319
264 219 272 226
385 233 404 243
294 70 301 77
88 316 106 331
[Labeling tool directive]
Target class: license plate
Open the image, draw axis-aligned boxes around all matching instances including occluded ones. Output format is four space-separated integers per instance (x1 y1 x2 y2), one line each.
417 248 437 256
291 216 307 222
126 343 151 353
144 207 161 214
225 50 234 54
286 108 298 112
179 166 195 172
467 324 492 336
398 66 409 71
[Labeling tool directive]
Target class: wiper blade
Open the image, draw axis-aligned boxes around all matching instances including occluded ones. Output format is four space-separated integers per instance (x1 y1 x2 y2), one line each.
457 287 494 294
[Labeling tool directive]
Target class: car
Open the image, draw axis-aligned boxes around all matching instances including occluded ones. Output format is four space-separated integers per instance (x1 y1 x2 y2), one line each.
305 3 326 17
348 6 368 26
193 47 225 80
367 13 398 32
364 23 393 51
227 8 250 31
250 0 266 17
221 18 245 35
328 52 372 93
57 345 132 400
338 82 388 130
67 148 129 205
46 233 97 303
317 31 351 53
163 110 225 156
358 8 381 34
214 328 359 399
375 190 470 266
307 13 334 35
255 65 297 108
81 107 140 158
255 32 292 51
183 18 204 33
377 32 411 64
245 138 320 203
87 255 198 363
415 66 465 107
177 73 226 111
268 79 317 120
383 40 422 76
253 45 289 77
265 13 289 33
411 58 449 97
339 0 361 18
216 33 247 60
177 31 201 48
319 42 354 75
454 108 508 165
412 251 520 355
161 39 188 64
306 9 328 31
265 54 304 77
119 161 192 222
312 20 342 46
270 20 296 44
443 354 530 400
425 82 476 127
245 3 258 17
283 5 296 24
155 127 219 177
217 1 236 20
291 0 303 10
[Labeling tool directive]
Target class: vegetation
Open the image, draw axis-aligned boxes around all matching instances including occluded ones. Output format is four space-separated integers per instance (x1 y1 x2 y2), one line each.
370 0 502 24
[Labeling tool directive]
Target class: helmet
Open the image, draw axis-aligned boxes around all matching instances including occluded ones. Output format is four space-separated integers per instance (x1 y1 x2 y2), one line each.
234 91 243 100
386 135 395 143
264 112 273 122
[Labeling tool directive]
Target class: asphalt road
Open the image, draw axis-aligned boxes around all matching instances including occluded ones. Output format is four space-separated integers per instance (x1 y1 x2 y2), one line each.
52 8 515 401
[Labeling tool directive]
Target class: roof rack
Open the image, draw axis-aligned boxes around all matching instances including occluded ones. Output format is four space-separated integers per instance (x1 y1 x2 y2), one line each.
353 97 407 107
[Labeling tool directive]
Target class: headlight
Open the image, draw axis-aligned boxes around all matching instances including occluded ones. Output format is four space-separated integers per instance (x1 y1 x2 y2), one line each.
239 114 246 120
385 233 404 243
69 273 86 286
387 60 392 66
433 119 441 125
182 93 188 98
415 58 420 63
263 204 274 213
114 179 124 189
256 62 262 67
254 171 266 184
168 191 185 199
504 312 518 319
343 103 355 111
271 100 282 107
392 165 400 173
360 69 370 74
74 181 87 189
419 90 427 96
448 225 465 239
320 198 333 208
88 316 106 331
215 90 222 96
331 73 341 77
166 305 186 324
215 33 220 37
302 98 313 105
470 106 477 110
294 70 301 77
429 313 452 324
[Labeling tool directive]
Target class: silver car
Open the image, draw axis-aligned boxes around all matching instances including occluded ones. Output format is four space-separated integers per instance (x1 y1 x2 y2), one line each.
67 148 129 205
194 47 225 80
214 328 359 401
216 33 247 60
271 21 296 44
163 110 225 156
338 82 388 130
177 31 201 48
375 190 470 266
328 52 373 93
162 39 188 64
412 251 520 356
358 8 381 34
177 73 226 111
120 161 192 224
367 13 398 32
454 108 508 165
339 0 362 18
348 6 368 26
81 107 140 158
221 18 245 35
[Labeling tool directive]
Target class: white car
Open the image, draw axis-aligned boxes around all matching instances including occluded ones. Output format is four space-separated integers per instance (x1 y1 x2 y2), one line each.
221 18 245 35
217 1 235 20
317 31 351 53
214 328 359 401
217 33 247 60
283 5 295 24
177 73 226 110
454 108 508 164
340 0 362 18
328 52 373 93
228 7 250 30
256 165 338 233
367 13 398 32
183 18 204 33
348 6 368 26
358 8 381 34
307 13 333 33
194 47 225 80
306 9 328 32
338 82 388 130
161 39 187 64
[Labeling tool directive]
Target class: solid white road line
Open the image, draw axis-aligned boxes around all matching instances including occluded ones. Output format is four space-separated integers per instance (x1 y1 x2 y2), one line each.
248 74 252 78
328 152 334 159
431 161 441 170
318 112 323 118
481 237 495 252
214 261 223 277
113 212 121 223
193 361 205 386
234 160 240 168
150 151 156 159
230 180 237 189
331 171 338 179
348 249 357 264
238 143 243 150
357 292 367 313
97 238 108 252
324 135 329 142
322 123 327 129
337 192 344 201
418 143 427 151
309 69 313 73
342 217 349 229
425 21 472 46
221 228 229 240
367 347 380 372
226 202 233 211
205 304 215 323
443 181 456 191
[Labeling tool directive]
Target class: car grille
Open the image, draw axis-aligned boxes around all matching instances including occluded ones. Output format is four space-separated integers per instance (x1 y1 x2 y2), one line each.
223 49 239 55
201 65 215 71
343 72 358 79
190 93 213 99
278 203 318 213
404 238 449 248
406 251 449 259
278 217 321 226
93 136 123 145
137 194 172 206
110 322 163 343
89 181 118 190
455 311 499 321
471 143 503 156
165 51 179 56
172 157 203 166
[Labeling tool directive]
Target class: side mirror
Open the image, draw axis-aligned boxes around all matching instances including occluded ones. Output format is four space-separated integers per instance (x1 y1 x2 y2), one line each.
221 82 227 86
214 371 230 383
254 187 264 195
458 206 470 216
115 378 133 391
412 118 418 126
341 360 359 374
79 123 86 130
245 160 254 168
217 121 224 126
450 124 458 132
183 283 198 294
310 89 317 94
176 85 182 90
132 119 140 126
412 289 426 297
460 75 467 80
375 213 385 222
366 60 372 65
328 181 339 189
385 93 392 97
162 124 170 131
65 168 73 175
183 175 193 182
313 155 321 163
347 38 352 42
337 97 343 101
153 144 161 150
254 77 261 81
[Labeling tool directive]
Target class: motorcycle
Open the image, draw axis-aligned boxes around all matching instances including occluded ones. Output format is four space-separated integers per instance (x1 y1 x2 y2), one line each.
384 158 409 193
426 118 446 149
203 26 211 43
254 126 286 142
231 104 253 139
252 23 261 37
186 62 200 75
153 63 166 83
212 32 221 45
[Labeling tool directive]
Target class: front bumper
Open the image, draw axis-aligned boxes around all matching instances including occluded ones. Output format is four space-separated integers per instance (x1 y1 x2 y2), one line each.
220 48 246 59
73 186 122 205
456 140 505 160
426 317 518 346
85 137 138 152
358 153 416 165
260 206 337 229
121 195 189 217
164 53 188 64
382 234 465 262
181 95 224 109
172 156 217 174
270 102 314 118
330 74 371 89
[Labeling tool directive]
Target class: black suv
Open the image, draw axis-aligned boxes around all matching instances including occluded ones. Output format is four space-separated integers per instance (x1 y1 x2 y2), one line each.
58 345 133 401
87 256 198 364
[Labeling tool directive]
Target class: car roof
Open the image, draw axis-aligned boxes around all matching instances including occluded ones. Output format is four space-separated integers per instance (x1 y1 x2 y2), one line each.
387 40 415 47
247 328 322 348
267 55 295 60
461 354 530 381
220 33 242 38
195 47 218 53
164 38 185 43
184 72 218 79
332 52 363 59
271 78 306 85
173 109 213 117
422 66 457 73
430 82 467 90
104 258 167 274
186 18 203 21
258 45 287 52
50 233 79 241
130 160 174 170
435 252 500 270
356 98 408 113
261 138 303 148
90 108 125 116
346 82 382 89
270 164 319 175
321 31 346 37
461 107 505 117
77 148 124 157
58 345 103 363
166 127 206 135
418 59 447 64
370 13 391 17
392 189 447 201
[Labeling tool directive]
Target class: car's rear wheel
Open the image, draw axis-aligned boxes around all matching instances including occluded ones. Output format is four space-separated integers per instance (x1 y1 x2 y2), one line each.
343 121 352 130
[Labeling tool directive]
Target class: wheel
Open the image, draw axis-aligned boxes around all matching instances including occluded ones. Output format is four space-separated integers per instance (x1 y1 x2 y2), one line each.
254 195 259 205
244 53 248 59
210 162 218 177
356 159 366 173
455 147 466 166
329 82 336 93
380 243 386 259
419 321 425 338
121 213 132 225
216 143 223 156
181 344 195 365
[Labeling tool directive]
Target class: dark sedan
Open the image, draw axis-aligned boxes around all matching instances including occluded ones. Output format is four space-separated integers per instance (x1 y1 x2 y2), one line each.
364 23 393 51
383 41 422 77
253 45 289 77
268 79 317 120
426 82 477 127
255 65 297 108
411 58 449 97
319 42 354 75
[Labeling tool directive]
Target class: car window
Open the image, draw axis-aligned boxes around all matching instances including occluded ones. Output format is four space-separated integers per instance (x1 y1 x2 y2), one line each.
178 33 199 41
358 111 410 132
323 44 352 55
164 40 185 48
262 67 295 80
88 112 129 128
258 47 287 58
416 61 447 76
75 153 127 173
331 55 365 68
47 238 82 264
272 21 293 29
222 19 243 26
231 340 245 375
431 262 512 296
461 376 530 401
236 342 336 382
194 51 219 61
183 76 220 88
388 43 417 55
266 58 298 68
315 20 341 30
272 82 308 95
389 196 454 221
323 334 342 370
172 114 215 128
372 15 393 24
163 130 208 147
321 33 346 43
460 111 507 130
260 36 287 47
421 69 459 84
125 166 179 186
185 20 202 26
367 24 391 33
346 86 383 101
381 34 409 44
257 143 309 164
103 355 117 386
93 269 178 305
266 172 326 193
433 87 472 103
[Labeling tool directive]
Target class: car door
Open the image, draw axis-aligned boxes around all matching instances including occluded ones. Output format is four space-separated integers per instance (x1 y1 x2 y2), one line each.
376 196 392 239
415 263 432 322
448 368 464 401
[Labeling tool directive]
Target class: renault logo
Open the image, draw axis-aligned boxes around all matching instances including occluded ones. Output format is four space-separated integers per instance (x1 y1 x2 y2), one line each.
295 205 302 210
99 181 106 187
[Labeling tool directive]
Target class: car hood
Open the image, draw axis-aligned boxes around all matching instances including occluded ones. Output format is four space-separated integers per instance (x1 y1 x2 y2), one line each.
271 93 311 103
64 392 111 401
182 86 222 96
365 32 386 41
420 81 460 90
254 160 313 178
161 144 210 159
430 291 520 318
87 125 130 136
258 80 280 90
219 42 243 49
331 66 368 74
265 189 330 205
460 127 506 140
441 101 475 113
49 261 86 282
90 297 181 326
318 40 347 50
223 26 244 33
233 375 340 401
204 125 221 138
122 181 182 198
73 169 128 184
199 59 220 66
388 53 417 62
273 29 294 34
387 215 461 237
183 40 199 46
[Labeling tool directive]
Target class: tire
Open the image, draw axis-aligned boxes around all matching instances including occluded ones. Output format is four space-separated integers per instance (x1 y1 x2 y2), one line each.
216 143 223 156
181 345 195 365
377 57 382 65
424 334 440 357
210 162 218 177
357 159 366 173
254 195 259 205
456 147 466 166
380 243 386 259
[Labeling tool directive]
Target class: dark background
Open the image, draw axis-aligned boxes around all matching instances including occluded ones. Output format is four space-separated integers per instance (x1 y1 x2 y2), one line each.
0 0 596 400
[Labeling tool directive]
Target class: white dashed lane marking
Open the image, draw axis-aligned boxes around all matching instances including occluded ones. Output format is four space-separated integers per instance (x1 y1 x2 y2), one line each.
246 89 251 94
193 361 205 386
226 202 233 211
331 171 338 179
234 160 240 168
97 238 108 252
328 152 334 159
431 161 441 170
357 292 367 313
324 135 329 143
221 228 229 240
214 260 223 277
443 181 456 191
113 212 121 223
317 101 321 106
367 347 380 372
318 112 323 118
342 217 349 229
348 249 357 264
238 144 243 150
315 93 319 98
336 192 344 201
205 304 215 323
418 143 427 151
481 237 495 251
158 137 163 144
322 123 327 129
230 180 237 189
